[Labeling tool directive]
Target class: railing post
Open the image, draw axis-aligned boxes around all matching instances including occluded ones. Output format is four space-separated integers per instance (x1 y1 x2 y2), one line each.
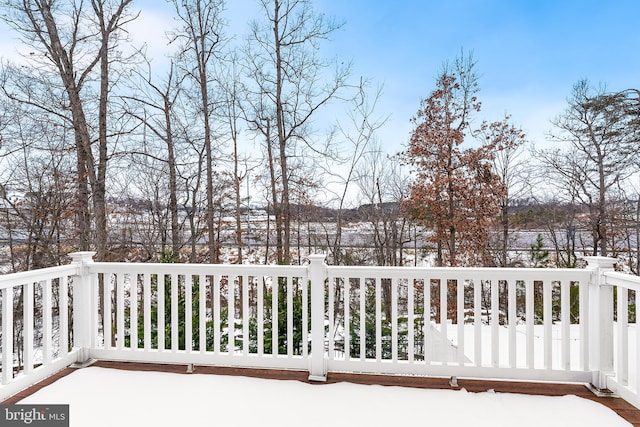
585 256 616 390
70 251 96 364
308 254 327 381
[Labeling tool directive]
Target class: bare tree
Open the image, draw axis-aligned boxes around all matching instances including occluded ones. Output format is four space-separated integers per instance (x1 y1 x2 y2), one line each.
122 159 172 259
319 81 387 265
356 147 409 267
216 54 250 264
180 136 207 263
475 114 528 266
244 0 350 264
354 147 409 320
537 80 638 256
123 61 188 259
169 0 226 263
0 111 75 270
0 0 137 261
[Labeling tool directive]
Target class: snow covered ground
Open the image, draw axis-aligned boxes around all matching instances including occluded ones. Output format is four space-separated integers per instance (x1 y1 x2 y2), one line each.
18 367 631 427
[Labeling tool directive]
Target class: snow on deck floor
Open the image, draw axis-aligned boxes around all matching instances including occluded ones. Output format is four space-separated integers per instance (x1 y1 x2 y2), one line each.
19 367 631 427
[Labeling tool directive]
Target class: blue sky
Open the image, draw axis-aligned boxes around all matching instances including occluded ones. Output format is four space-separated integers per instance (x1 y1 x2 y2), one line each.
2 0 638 153
302 0 640 150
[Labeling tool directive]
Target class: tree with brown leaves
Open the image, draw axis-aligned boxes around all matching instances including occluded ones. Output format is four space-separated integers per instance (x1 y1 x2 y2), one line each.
402 54 504 267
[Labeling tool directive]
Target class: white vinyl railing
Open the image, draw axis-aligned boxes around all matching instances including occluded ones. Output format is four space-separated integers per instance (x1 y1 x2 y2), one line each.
83 259 310 372
601 268 640 408
323 265 593 383
0 261 80 400
0 252 638 409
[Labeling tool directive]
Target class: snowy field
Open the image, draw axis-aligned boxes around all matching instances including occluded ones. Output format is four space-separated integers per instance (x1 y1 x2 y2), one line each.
18 367 632 427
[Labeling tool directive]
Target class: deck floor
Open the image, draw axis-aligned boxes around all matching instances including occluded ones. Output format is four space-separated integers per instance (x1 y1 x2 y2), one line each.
3 361 640 426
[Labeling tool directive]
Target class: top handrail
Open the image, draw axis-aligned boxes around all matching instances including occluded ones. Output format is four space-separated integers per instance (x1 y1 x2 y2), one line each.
0 264 78 290
0 260 601 291
603 270 640 292
86 261 309 277
326 264 593 282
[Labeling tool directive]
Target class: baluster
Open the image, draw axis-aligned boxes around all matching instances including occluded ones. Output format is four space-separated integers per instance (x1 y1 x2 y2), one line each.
301 274 308 358
617 287 629 385
408 277 415 363
171 274 179 352
257 276 264 355
24 282 34 374
2 286 13 385
228 275 235 354
525 279 534 369
287 276 293 357
271 276 278 356
43 279 52 364
328 276 335 359
116 273 125 350
473 279 481 366
130 274 138 351
457 279 464 365
157 274 165 351
60 276 69 357
344 276 350 361
185 274 193 353
561 280 571 370
360 276 366 361
143 273 151 351
441 278 448 365
579 279 589 371
508 280 516 368
375 277 381 362
213 274 221 354
423 277 430 365
543 280 552 369
491 279 499 368
391 277 398 363
242 275 249 356
199 274 206 353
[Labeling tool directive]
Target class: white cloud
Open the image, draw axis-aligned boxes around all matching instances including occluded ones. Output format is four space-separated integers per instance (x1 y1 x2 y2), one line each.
126 6 177 69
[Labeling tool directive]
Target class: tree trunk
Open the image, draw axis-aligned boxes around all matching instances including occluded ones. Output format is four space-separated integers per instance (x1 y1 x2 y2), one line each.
96 26 109 262
598 155 607 256
501 202 509 266
202 77 215 263
164 99 180 259
273 2 290 264
265 120 284 264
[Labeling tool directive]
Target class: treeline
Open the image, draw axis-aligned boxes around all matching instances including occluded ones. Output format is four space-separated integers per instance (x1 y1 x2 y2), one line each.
0 1 638 273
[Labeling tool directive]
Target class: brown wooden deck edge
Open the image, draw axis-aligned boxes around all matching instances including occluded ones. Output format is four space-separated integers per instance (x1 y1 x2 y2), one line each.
1 368 76 404
3 361 640 426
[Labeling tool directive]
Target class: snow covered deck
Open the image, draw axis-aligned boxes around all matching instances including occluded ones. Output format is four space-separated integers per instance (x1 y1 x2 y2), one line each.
1 252 640 424
2 361 639 426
